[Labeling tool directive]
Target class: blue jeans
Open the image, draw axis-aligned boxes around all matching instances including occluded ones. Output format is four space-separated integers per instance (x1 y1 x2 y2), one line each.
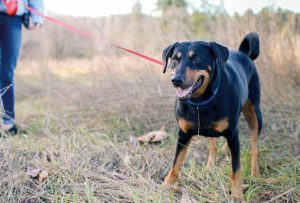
0 13 22 125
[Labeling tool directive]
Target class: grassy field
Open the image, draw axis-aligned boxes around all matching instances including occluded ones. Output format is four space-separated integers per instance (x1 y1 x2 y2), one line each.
0 55 298 203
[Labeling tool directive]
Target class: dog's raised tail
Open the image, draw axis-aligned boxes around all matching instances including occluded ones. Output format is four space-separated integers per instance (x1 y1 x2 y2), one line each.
238 32 260 60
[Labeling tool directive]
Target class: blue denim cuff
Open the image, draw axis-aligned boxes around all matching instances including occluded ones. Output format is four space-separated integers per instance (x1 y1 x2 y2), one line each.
3 119 15 125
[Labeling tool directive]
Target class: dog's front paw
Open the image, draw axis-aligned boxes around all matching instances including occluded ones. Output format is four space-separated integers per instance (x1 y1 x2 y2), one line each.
162 176 177 186
205 159 215 170
231 188 244 202
162 169 179 186
251 166 260 177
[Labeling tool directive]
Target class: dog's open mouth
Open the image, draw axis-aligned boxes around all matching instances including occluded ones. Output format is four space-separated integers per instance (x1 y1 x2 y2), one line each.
177 75 205 100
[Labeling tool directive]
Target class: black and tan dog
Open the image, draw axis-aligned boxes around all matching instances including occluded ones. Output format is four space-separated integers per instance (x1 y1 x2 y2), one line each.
162 32 262 200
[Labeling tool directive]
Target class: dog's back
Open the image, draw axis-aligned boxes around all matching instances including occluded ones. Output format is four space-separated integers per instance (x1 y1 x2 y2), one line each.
224 33 261 109
228 32 262 133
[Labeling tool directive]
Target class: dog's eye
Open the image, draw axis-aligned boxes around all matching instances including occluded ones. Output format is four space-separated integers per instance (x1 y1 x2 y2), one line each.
192 56 202 62
169 62 176 69
169 58 178 69
170 57 179 67
171 57 179 62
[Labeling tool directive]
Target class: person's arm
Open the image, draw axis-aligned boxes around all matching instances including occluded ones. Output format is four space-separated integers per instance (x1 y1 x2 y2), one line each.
28 0 44 29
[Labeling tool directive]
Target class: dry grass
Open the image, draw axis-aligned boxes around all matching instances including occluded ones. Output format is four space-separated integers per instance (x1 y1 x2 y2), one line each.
0 9 300 203
0 52 298 202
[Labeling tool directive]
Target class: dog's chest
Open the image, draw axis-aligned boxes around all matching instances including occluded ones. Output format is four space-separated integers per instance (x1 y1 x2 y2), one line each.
176 101 228 136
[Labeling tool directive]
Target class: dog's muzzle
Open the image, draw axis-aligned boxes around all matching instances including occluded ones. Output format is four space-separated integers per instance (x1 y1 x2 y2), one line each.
176 75 206 100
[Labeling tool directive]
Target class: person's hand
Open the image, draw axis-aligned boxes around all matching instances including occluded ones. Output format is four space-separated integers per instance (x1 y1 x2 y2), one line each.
28 22 42 30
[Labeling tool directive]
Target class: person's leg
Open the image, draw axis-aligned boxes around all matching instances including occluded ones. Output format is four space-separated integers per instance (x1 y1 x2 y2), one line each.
0 16 22 128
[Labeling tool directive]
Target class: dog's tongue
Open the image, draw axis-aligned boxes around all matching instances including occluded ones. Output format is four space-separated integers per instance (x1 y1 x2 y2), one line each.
177 86 193 98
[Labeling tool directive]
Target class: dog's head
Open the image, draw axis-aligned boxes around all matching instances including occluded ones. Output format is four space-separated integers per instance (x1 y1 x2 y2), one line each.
162 41 229 100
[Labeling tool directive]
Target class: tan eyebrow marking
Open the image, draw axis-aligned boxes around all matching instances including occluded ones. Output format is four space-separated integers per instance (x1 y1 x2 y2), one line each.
176 52 182 58
188 51 194 58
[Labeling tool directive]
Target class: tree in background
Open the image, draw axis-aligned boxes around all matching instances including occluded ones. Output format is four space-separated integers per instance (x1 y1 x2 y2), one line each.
156 0 193 41
156 0 188 13
131 0 143 20
155 0 228 39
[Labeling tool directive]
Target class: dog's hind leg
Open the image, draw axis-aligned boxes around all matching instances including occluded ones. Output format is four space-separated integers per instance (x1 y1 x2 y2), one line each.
227 131 243 201
206 137 217 169
242 99 261 177
243 72 262 177
163 135 192 185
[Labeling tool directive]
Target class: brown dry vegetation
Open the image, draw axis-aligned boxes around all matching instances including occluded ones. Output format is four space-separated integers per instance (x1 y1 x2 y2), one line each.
0 5 299 203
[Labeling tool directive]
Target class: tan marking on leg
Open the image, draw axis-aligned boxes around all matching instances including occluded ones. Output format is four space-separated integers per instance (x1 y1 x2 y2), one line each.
231 168 243 201
211 117 229 133
251 132 259 177
163 142 190 185
242 99 260 177
178 118 193 133
206 137 217 169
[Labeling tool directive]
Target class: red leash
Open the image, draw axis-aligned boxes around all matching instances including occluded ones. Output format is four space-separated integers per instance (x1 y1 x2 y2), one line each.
23 4 164 66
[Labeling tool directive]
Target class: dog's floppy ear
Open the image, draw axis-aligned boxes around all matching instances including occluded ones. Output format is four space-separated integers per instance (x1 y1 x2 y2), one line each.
209 42 229 64
162 42 179 73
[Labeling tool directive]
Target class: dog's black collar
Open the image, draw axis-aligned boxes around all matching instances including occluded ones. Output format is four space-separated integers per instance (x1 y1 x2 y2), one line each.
184 60 222 109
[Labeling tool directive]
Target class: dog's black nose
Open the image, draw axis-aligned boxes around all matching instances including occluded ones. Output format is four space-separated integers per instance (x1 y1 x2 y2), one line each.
171 78 183 87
